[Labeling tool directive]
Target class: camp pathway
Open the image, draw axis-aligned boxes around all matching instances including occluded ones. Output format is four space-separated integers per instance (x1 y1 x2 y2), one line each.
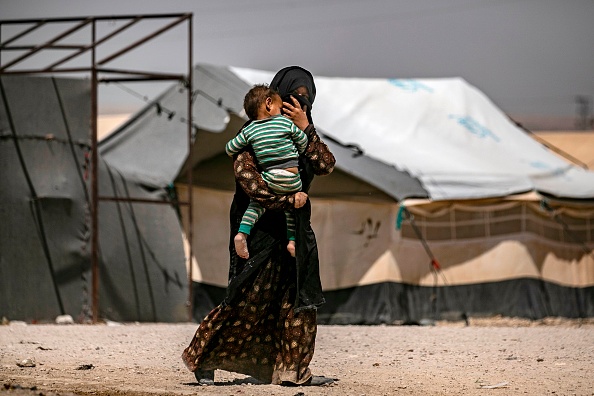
1 319 593 396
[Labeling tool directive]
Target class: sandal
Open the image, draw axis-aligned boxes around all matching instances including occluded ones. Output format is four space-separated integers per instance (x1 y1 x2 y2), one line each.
193 369 215 385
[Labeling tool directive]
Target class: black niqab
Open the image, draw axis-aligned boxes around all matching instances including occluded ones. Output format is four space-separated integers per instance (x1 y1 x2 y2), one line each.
270 66 316 121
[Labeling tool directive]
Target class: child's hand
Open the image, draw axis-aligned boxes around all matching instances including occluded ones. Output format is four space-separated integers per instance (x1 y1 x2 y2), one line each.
294 192 308 209
283 97 309 130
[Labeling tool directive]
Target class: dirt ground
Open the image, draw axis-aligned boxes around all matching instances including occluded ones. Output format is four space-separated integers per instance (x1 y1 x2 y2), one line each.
1 317 593 396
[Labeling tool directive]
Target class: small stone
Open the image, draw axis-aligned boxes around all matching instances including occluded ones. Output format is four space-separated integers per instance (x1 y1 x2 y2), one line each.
55 315 74 324
17 358 36 367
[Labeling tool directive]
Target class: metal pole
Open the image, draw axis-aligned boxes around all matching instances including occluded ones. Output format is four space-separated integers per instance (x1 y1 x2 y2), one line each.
186 14 194 322
90 19 99 323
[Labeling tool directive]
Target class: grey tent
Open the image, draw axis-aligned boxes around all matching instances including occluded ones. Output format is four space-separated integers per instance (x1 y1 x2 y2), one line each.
0 75 187 322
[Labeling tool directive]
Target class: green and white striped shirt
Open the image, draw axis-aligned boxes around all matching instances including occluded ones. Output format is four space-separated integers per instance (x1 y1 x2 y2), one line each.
225 115 308 170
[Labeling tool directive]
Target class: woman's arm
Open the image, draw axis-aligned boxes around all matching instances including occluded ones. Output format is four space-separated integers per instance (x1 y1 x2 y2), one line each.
302 124 336 176
282 97 335 176
234 151 306 211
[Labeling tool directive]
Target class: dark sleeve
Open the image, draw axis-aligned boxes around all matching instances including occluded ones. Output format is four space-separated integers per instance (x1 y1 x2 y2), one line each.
233 150 297 211
303 124 335 176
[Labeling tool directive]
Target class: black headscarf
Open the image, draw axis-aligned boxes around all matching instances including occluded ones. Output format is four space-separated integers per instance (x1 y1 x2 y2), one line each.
270 66 316 122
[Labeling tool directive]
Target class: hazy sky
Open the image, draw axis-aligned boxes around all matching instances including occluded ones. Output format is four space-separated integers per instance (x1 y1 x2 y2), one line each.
2 0 593 129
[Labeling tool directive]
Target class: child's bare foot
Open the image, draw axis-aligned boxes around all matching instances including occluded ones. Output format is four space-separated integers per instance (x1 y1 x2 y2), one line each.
287 240 296 257
234 233 249 259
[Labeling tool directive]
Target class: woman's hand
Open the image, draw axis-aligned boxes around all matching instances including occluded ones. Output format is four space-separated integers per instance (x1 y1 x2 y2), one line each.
293 192 308 208
283 96 309 131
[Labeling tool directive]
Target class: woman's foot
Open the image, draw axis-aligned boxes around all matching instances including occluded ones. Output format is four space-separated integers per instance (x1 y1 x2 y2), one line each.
287 240 296 257
281 376 335 387
194 368 215 385
234 233 249 259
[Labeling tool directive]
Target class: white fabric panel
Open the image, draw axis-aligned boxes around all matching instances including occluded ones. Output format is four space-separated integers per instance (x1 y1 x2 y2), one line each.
230 67 594 200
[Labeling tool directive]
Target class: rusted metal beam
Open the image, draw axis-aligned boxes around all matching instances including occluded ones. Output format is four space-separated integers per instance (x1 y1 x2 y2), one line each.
186 13 194 322
98 15 190 65
0 67 91 75
0 20 46 47
97 67 185 81
0 18 92 71
99 76 183 83
1 13 195 325
98 196 190 205
0 14 190 25
44 17 142 71
2 44 85 50
90 20 99 324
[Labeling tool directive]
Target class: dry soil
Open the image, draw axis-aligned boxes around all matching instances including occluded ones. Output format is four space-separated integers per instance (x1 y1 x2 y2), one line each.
1 317 593 396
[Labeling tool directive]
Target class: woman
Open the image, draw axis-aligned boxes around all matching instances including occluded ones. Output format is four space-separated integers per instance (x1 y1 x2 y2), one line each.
182 66 335 386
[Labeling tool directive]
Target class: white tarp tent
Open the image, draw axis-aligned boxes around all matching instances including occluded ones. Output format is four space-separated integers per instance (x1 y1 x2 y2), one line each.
232 67 594 200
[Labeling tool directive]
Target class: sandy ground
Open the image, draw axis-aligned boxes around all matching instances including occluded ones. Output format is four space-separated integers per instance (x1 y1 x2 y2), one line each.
1 318 593 396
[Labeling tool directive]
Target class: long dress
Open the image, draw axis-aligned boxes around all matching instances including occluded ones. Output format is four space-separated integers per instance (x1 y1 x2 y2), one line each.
182 125 335 384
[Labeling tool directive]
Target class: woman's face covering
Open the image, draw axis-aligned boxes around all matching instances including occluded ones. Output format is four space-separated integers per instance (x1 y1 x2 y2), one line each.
271 66 316 107
285 86 310 112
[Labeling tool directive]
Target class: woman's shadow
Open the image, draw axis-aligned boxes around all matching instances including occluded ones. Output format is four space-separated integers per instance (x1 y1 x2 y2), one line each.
184 376 264 387
184 375 337 387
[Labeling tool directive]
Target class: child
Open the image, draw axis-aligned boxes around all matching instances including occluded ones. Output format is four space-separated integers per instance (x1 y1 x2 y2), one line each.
225 84 308 260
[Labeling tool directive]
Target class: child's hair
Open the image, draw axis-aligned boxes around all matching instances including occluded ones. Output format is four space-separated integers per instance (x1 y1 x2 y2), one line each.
243 84 280 120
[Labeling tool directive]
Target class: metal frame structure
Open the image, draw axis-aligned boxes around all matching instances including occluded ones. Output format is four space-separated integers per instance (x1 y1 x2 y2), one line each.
0 13 195 322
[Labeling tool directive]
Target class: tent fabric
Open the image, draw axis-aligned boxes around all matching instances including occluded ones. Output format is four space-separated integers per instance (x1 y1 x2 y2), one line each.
100 64 427 202
96 159 188 322
177 185 593 323
315 278 593 324
6 67 592 324
1 76 93 321
193 279 594 324
0 75 187 322
98 64 593 323
98 66 248 187
230 67 594 201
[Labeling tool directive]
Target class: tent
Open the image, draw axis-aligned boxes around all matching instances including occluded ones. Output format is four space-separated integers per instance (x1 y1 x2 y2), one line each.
3 64 593 323
101 64 594 323
0 75 188 322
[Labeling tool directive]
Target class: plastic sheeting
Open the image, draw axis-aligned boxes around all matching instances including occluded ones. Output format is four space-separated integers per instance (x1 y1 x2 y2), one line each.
231 67 594 201
0 75 187 322
100 64 427 202
1 76 92 321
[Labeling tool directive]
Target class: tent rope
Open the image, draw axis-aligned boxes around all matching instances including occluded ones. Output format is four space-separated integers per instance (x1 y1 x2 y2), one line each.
401 206 469 325
540 200 594 258
112 82 237 135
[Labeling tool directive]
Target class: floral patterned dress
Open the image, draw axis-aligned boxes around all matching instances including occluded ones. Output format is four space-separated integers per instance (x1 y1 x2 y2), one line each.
182 125 335 385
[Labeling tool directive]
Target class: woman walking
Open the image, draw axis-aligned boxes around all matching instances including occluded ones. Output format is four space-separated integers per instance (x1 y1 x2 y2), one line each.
182 66 335 386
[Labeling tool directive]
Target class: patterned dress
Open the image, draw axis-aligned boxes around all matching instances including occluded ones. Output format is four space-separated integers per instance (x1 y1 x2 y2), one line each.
182 125 335 385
